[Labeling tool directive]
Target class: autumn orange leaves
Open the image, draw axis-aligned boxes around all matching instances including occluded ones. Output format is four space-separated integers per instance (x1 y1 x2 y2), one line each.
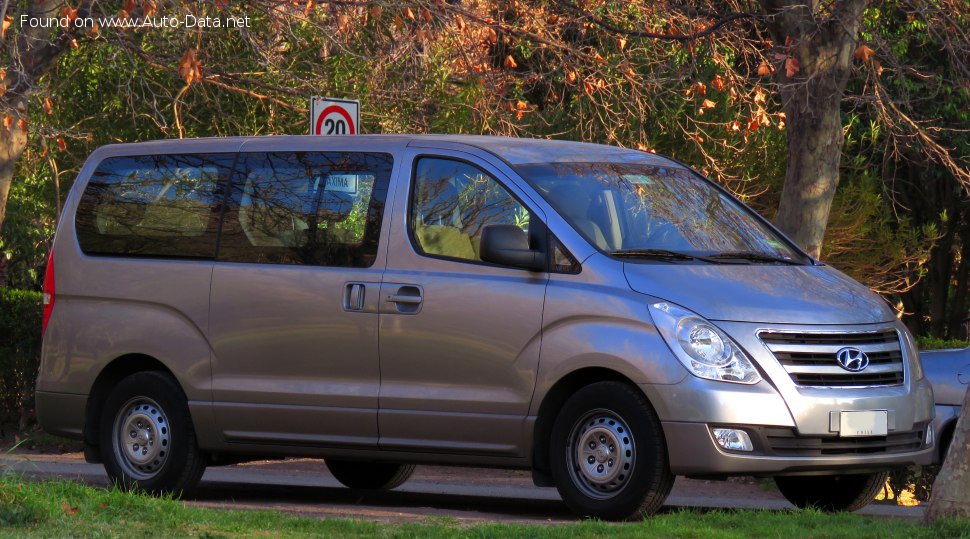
178 49 203 86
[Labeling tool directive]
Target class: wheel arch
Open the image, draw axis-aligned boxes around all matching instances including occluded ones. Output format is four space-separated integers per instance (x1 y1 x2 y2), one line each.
531 367 645 478
83 354 181 449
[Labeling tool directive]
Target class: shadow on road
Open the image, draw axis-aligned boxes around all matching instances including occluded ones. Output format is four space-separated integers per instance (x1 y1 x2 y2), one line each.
188 479 575 522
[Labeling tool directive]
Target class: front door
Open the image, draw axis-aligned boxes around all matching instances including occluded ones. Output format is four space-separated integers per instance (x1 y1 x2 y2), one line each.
378 150 549 456
208 150 394 446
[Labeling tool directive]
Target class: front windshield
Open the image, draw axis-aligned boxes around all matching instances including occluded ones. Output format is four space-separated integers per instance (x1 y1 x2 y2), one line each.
515 162 805 263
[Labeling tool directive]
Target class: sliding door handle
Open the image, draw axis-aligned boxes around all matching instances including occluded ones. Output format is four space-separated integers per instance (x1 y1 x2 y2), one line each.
384 285 423 314
386 294 422 304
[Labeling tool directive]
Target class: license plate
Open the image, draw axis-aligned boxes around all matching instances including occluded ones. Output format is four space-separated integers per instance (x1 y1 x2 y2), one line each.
840 411 888 437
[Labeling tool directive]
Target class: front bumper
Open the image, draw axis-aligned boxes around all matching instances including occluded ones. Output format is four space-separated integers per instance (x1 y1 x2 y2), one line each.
638 353 935 476
663 420 935 476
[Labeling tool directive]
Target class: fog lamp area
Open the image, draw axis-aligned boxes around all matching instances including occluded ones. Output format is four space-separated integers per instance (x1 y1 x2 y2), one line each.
712 428 754 452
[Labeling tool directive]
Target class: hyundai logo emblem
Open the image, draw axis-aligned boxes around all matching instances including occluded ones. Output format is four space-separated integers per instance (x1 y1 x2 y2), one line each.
836 347 870 372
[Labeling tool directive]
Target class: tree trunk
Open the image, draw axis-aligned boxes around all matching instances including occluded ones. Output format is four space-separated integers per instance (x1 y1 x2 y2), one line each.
774 96 844 257
759 0 866 259
0 0 81 234
0 101 29 236
925 385 970 522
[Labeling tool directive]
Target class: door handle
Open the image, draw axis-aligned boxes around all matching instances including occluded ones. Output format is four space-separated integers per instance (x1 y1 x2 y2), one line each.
343 282 365 312
385 285 423 314
386 294 422 304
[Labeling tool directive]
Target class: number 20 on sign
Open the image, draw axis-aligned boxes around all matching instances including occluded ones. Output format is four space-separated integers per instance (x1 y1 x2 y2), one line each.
310 97 360 135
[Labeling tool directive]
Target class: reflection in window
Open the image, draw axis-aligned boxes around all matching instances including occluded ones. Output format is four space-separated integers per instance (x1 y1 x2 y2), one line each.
217 152 391 267
75 154 233 258
516 162 802 261
411 158 529 262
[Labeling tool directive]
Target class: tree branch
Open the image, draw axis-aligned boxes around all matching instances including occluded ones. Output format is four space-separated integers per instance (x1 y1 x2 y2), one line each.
551 0 760 42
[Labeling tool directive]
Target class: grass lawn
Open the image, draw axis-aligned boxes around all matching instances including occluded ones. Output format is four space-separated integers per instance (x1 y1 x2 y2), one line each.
2 475 969 538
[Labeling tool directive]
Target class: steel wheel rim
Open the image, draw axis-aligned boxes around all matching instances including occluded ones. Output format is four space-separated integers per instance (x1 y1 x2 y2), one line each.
111 396 171 480
566 408 636 500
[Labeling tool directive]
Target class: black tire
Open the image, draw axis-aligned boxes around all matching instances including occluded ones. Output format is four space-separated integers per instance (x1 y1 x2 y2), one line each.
99 371 206 496
774 472 888 511
549 381 674 521
325 460 416 490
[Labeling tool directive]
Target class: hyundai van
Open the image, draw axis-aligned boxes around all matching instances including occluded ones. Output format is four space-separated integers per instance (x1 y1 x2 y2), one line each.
36 135 935 520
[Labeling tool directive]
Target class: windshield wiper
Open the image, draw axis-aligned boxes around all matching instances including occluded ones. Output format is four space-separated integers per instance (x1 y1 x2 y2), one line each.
705 251 802 265
607 249 718 263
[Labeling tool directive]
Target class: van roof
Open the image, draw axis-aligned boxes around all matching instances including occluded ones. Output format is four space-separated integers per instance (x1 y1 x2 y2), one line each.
93 134 673 166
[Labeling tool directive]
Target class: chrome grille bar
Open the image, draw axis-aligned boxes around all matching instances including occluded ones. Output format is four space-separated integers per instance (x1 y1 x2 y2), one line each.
758 329 904 388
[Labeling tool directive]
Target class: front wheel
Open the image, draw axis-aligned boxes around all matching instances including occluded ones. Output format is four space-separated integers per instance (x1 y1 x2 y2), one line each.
549 381 674 521
325 460 415 490
99 371 206 495
774 472 888 511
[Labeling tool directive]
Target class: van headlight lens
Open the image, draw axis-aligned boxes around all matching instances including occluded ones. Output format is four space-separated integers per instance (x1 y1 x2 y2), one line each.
650 302 761 384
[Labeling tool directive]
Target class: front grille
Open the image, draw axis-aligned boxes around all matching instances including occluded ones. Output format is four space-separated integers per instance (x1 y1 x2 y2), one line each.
759 329 904 387
762 427 924 456
759 331 899 345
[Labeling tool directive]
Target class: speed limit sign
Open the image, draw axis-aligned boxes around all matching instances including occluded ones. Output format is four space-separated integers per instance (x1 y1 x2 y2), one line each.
310 97 360 135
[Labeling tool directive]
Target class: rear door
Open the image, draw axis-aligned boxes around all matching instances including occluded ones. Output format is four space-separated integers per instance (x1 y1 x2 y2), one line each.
377 148 549 456
208 147 396 447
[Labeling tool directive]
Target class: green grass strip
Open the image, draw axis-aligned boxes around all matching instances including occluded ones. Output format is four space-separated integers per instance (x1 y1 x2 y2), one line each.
2 475 969 538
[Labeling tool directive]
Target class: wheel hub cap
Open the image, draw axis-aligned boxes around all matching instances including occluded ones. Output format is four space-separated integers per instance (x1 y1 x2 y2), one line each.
567 409 636 499
112 397 171 480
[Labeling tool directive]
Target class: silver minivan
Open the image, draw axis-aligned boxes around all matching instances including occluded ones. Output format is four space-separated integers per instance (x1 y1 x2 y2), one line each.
36 135 935 520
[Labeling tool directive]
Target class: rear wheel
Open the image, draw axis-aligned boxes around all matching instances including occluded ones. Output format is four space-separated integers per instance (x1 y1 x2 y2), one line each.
325 460 415 490
549 381 674 521
774 472 888 511
99 371 206 495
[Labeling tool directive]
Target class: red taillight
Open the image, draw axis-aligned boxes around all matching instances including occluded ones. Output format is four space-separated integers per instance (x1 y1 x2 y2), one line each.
42 251 54 335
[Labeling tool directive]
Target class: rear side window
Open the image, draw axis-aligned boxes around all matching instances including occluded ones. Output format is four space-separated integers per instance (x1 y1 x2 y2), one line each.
217 152 392 267
75 154 234 258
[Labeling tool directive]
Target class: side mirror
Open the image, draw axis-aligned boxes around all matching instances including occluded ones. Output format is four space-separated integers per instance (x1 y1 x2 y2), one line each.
480 225 546 271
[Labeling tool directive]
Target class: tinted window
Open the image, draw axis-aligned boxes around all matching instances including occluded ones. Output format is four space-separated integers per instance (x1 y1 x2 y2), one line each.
410 158 531 263
217 152 392 267
75 154 234 258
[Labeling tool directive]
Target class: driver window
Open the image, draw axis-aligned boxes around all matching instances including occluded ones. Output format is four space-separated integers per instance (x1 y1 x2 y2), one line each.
410 157 530 262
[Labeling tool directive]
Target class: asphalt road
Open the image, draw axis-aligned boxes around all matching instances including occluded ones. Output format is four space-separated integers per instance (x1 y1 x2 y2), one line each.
0 453 924 524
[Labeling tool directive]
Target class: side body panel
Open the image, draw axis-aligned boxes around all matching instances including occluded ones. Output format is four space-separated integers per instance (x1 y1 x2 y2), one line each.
377 146 547 456
206 138 407 447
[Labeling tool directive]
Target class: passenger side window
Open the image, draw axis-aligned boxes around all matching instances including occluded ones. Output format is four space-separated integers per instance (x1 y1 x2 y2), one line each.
410 157 530 263
75 154 233 258
217 152 392 267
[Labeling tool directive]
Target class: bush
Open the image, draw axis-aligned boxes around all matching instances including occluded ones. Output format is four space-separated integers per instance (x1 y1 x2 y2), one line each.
0 289 42 429
918 335 970 350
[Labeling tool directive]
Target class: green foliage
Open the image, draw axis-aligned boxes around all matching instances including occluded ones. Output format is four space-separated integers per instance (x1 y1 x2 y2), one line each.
851 1 970 339
0 169 56 291
917 336 970 350
821 172 936 295
0 289 42 428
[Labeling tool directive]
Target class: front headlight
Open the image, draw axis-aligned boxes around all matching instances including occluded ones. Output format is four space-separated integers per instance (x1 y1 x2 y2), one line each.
649 302 761 384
